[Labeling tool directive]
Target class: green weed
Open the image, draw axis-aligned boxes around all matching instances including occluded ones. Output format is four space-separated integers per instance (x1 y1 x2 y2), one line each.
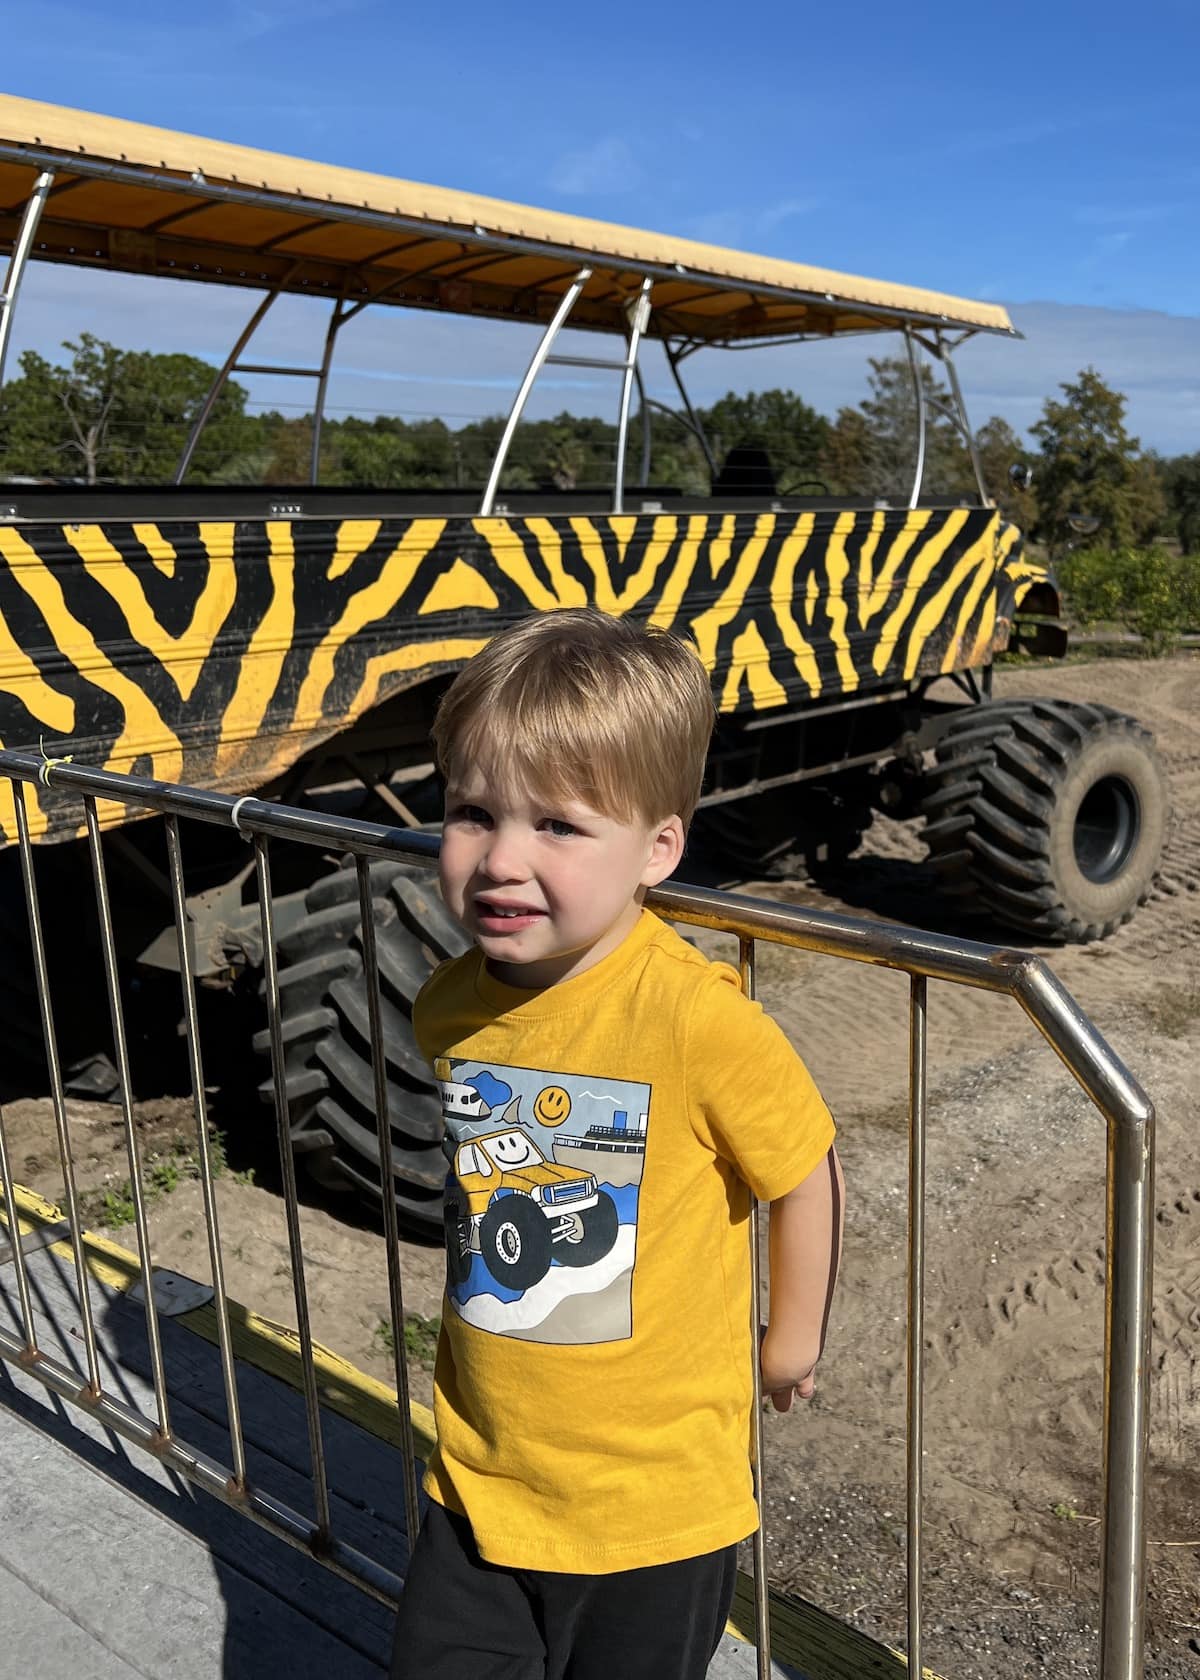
375 1313 442 1369
78 1126 253 1231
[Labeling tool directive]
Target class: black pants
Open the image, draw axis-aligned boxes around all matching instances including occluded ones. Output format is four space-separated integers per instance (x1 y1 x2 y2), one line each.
389 1501 738 1680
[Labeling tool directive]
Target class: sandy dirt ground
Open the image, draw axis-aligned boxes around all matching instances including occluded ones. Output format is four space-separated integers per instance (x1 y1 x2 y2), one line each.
3 652 1198 1678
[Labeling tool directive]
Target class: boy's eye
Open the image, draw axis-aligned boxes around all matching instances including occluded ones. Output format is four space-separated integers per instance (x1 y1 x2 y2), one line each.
449 803 491 826
542 818 577 838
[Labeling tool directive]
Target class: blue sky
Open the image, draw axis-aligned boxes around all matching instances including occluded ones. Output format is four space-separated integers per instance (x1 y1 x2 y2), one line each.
4 0 1199 451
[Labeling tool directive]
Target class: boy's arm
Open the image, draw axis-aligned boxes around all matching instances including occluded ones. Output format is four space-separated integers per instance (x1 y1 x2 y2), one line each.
760 1144 845 1413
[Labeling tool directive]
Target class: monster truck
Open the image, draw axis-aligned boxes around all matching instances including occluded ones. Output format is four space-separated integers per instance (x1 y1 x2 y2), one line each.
0 96 1167 1232
444 1124 619 1290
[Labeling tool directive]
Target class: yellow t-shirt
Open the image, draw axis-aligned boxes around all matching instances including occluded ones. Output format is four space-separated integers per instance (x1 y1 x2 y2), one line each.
413 907 834 1573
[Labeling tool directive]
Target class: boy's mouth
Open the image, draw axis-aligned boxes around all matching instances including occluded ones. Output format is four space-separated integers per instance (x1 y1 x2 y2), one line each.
474 898 545 932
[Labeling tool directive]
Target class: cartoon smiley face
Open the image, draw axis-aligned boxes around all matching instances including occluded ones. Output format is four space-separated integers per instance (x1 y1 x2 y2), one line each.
487 1129 542 1168
533 1085 572 1127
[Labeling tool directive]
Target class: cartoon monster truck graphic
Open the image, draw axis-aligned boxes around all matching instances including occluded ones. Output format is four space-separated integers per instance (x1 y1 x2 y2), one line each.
446 1126 619 1290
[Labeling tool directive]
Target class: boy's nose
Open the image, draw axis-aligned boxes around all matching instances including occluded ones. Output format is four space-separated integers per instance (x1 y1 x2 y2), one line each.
479 826 530 882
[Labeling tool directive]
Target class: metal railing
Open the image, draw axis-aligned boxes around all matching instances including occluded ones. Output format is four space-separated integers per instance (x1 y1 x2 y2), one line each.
0 750 1154 1680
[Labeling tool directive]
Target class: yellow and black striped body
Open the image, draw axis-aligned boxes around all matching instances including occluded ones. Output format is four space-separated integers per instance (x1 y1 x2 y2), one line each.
0 505 1052 844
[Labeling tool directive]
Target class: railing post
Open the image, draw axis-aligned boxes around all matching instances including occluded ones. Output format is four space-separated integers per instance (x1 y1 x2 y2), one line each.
906 974 928 1679
1100 1113 1154 1680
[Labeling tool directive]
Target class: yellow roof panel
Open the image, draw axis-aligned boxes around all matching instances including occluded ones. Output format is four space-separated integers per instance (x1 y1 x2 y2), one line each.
0 95 1015 343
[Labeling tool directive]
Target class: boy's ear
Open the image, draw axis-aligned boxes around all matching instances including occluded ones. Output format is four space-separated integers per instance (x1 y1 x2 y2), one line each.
641 815 686 887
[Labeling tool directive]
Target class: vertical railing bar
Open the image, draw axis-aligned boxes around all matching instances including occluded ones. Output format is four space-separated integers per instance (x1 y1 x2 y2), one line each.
739 934 772 1680
1099 1113 1153 1680
163 814 247 1487
906 973 928 1680
355 855 422 1552
254 835 333 1537
83 795 171 1437
0 1096 37 1355
12 780 102 1393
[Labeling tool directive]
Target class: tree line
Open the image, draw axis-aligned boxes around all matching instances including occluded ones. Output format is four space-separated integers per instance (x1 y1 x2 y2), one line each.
1 332 1198 561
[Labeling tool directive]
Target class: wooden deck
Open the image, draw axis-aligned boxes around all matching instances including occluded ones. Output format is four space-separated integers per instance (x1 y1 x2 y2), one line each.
0 1188 933 1679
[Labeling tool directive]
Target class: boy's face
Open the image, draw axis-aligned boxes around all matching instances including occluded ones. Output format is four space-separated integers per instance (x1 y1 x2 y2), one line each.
439 760 684 990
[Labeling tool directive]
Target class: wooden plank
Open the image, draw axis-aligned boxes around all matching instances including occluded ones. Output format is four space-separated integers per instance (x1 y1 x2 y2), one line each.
0 1262 401 1668
3 1183 947 1680
1 1183 437 1459
0 1369 385 1680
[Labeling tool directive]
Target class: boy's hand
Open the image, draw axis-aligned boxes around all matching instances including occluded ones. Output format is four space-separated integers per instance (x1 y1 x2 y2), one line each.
759 1327 820 1412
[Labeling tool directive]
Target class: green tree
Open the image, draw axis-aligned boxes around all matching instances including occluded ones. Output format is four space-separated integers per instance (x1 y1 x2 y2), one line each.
973 416 1038 528
0 334 254 483
543 424 586 491
857 355 974 499
1030 368 1165 553
1161 452 1200 554
699 389 829 493
819 406 875 496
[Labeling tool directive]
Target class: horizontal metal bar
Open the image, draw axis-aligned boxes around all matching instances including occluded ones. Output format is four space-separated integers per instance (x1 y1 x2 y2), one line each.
740 685 911 731
0 1322 404 1607
0 750 1150 1136
545 353 632 371
234 363 322 377
700 744 897 804
0 752 441 866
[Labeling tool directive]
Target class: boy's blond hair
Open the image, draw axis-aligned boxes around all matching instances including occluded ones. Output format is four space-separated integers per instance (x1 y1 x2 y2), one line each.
432 609 716 826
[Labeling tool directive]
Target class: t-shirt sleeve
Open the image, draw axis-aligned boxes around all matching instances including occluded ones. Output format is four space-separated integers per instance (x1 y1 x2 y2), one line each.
686 963 835 1203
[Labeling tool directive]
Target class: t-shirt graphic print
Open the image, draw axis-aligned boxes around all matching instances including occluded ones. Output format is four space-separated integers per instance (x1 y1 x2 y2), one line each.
434 1055 649 1345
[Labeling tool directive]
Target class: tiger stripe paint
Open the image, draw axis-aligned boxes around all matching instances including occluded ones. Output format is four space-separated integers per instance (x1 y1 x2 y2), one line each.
0 507 1053 845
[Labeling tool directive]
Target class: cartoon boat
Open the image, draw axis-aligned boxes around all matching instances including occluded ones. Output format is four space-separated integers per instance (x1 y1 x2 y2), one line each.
552 1110 647 1188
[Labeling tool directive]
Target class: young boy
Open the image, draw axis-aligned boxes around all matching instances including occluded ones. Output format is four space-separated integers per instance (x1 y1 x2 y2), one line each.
391 608 843 1680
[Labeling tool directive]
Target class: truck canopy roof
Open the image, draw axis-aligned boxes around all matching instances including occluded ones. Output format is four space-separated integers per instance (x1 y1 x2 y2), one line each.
0 95 1015 346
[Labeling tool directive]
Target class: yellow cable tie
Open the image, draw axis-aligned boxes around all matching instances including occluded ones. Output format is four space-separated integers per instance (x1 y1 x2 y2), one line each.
37 734 75 787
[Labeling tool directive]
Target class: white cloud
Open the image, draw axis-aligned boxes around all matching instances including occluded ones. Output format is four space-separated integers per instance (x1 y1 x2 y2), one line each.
8 264 1200 455
548 137 641 197
757 196 823 232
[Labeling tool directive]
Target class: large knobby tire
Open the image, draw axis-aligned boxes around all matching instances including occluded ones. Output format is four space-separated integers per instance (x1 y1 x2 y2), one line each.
922 699 1169 942
479 1196 552 1289
253 857 469 1234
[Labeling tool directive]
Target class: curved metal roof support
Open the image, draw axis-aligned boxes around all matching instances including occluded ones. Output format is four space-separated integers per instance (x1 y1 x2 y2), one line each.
933 331 988 505
906 328 990 506
664 339 716 477
174 286 282 485
904 328 928 511
480 267 591 517
613 278 653 513
0 169 54 390
634 365 652 487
